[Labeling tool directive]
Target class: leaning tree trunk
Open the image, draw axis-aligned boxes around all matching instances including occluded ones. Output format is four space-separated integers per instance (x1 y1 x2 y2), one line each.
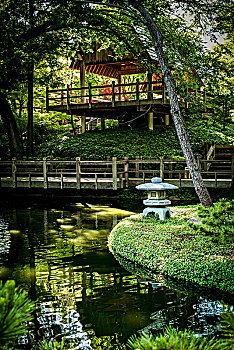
27 64 34 157
130 1 212 207
0 91 24 159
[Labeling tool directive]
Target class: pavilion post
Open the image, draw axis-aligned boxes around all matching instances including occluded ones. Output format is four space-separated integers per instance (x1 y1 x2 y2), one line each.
147 72 153 100
81 115 86 133
148 112 154 130
136 79 140 102
80 59 86 103
118 75 122 101
112 81 115 107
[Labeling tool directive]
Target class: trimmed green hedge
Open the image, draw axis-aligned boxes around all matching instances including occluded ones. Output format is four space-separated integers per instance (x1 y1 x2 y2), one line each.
108 207 234 294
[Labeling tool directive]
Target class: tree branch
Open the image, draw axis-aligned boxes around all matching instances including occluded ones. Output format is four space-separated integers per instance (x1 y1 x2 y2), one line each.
72 0 147 25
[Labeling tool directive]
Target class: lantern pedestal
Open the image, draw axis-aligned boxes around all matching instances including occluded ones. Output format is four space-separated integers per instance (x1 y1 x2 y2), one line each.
143 207 171 220
142 198 172 220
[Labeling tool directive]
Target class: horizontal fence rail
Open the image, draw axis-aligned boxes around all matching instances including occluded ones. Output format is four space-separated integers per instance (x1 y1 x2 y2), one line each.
0 157 233 191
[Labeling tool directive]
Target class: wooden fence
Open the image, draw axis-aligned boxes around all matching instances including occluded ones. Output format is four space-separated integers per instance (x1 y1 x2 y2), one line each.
0 157 233 191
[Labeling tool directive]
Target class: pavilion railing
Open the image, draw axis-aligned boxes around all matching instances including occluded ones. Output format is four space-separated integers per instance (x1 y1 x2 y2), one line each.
46 80 213 111
46 79 168 109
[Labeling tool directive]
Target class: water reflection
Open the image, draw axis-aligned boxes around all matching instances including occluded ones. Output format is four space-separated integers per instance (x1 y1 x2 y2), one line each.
0 201 232 348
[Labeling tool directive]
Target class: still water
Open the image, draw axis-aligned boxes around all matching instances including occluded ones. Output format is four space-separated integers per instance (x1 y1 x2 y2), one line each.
0 199 232 348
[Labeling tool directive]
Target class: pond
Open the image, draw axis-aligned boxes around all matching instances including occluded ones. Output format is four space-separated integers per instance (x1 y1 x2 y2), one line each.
0 199 232 349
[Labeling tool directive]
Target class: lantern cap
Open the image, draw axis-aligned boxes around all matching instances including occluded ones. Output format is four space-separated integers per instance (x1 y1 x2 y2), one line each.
151 177 162 183
136 177 178 190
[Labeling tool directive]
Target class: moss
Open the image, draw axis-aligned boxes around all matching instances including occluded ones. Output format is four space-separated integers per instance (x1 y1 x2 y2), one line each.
108 206 234 295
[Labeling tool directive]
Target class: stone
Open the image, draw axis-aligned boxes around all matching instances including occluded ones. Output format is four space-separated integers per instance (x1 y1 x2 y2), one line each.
136 177 178 220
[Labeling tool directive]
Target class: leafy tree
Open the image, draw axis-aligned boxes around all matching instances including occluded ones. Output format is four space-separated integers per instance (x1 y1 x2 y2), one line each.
0 0 90 158
196 199 234 241
71 0 216 206
1 0 232 207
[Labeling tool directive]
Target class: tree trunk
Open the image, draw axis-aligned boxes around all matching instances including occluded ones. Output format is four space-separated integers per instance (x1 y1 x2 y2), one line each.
130 1 212 207
27 0 35 157
0 91 24 159
27 65 34 157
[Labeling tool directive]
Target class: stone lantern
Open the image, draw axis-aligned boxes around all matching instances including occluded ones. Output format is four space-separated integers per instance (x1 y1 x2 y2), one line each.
136 177 178 220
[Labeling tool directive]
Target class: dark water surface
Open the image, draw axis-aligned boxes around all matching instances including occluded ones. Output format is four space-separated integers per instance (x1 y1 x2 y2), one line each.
0 199 232 348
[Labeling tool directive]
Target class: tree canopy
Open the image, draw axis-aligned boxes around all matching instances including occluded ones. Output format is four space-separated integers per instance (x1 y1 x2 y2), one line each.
0 0 233 206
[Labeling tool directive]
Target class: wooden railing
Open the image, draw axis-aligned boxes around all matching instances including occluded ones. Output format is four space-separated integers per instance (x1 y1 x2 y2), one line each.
0 157 233 190
46 79 168 109
205 143 234 171
215 144 234 159
46 80 214 112
206 143 216 171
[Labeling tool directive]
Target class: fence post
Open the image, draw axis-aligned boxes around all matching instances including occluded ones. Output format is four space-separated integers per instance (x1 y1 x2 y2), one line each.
160 156 164 180
43 158 48 189
119 173 123 189
60 173 63 189
76 157 81 190
135 156 140 177
197 156 201 171
12 157 16 188
112 81 115 107
28 173 31 189
107 156 111 170
95 173 98 190
124 156 129 187
169 155 173 178
112 157 117 190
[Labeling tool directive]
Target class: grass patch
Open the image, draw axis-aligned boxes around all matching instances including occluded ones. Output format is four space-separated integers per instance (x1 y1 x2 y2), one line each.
108 205 234 295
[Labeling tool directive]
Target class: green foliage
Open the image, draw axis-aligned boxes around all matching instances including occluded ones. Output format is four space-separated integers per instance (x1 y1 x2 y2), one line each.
34 118 233 160
96 119 119 130
128 326 230 350
0 280 35 347
196 199 234 240
219 310 234 344
37 337 67 350
92 334 126 349
108 204 234 294
37 333 127 349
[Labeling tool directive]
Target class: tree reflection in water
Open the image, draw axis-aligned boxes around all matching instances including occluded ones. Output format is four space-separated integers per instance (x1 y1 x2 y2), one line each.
0 202 232 348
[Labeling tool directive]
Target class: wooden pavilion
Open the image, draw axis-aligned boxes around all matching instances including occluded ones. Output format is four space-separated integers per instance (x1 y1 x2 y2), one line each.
46 45 171 132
